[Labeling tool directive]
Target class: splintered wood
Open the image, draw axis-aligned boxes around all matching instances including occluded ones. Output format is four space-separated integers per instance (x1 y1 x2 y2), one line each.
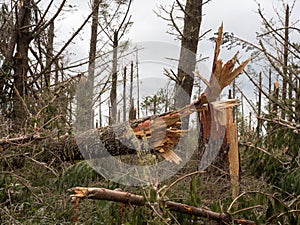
125 23 250 164
226 108 240 199
198 23 250 197
66 24 251 223
0 25 249 197
128 98 238 164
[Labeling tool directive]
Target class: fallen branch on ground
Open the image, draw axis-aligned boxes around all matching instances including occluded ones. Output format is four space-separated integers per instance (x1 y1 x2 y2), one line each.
67 186 256 225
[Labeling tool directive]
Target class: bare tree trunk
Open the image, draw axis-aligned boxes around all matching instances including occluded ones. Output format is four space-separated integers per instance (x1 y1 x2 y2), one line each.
0 5 17 104
136 54 140 119
128 61 134 120
110 31 118 124
87 0 100 129
174 0 203 109
129 98 136 121
99 95 102 127
45 21 54 89
256 72 262 137
249 112 252 132
281 4 289 120
123 66 127 122
12 0 32 131
54 58 59 85
273 81 279 114
241 94 245 136
268 69 272 113
296 78 300 122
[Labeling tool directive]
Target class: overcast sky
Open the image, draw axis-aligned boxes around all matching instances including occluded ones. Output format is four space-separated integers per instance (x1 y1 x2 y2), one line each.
59 0 299 71
54 0 299 119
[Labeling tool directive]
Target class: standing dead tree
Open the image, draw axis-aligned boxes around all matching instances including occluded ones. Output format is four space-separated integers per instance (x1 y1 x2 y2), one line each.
97 0 133 124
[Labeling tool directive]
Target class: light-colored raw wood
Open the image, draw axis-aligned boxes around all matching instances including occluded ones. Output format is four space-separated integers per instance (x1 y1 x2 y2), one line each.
226 107 240 198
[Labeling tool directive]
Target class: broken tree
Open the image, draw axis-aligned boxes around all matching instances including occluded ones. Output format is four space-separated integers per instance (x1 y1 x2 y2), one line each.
72 24 250 165
0 25 250 165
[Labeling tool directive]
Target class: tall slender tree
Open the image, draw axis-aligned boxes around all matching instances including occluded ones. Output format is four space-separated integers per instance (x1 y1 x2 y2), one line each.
173 0 203 109
281 4 289 120
98 0 132 124
11 0 32 130
87 0 101 129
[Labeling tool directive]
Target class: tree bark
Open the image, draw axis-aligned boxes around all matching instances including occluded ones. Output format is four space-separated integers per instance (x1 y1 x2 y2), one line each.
273 81 279 113
174 0 202 109
87 0 100 129
1 26 249 166
281 4 289 120
122 66 127 122
136 55 140 118
128 61 134 120
12 0 33 130
256 72 262 137
110 31 118 124
45 21 54 89
296 78 300 122
67 187 256 224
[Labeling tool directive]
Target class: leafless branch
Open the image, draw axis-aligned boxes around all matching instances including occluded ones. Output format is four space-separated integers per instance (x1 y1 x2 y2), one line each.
30 10 94 86
67 186 256 224
258 116 300 133
169 3 183 38
193 71 211 89
117 0 132 34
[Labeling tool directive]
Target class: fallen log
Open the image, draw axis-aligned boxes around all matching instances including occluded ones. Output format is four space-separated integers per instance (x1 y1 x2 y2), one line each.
1 24 250 166
0 99 237 163
67 186 256 224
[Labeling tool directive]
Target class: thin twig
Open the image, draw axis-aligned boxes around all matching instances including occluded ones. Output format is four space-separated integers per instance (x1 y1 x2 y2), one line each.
193 71 211 89
161 171 205 197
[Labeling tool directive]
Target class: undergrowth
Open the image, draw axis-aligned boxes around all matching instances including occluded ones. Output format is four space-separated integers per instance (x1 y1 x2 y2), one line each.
1 121 300 224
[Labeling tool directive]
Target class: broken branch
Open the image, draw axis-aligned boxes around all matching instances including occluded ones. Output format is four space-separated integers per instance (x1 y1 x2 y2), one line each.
67 187 256 224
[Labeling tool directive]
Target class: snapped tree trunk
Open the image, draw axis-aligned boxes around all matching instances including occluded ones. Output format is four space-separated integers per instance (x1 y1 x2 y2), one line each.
1 26 250 166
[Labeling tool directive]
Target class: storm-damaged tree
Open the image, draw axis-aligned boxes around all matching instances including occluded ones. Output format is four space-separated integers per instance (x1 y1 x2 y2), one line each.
156 0 212 134
76 0 101 130
173 0 203 109
226 2 300 123
98 0 133 124
257 3 300 121
156 0 209 110
222 2 300 213
2 0 33 130
0 0 96 132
